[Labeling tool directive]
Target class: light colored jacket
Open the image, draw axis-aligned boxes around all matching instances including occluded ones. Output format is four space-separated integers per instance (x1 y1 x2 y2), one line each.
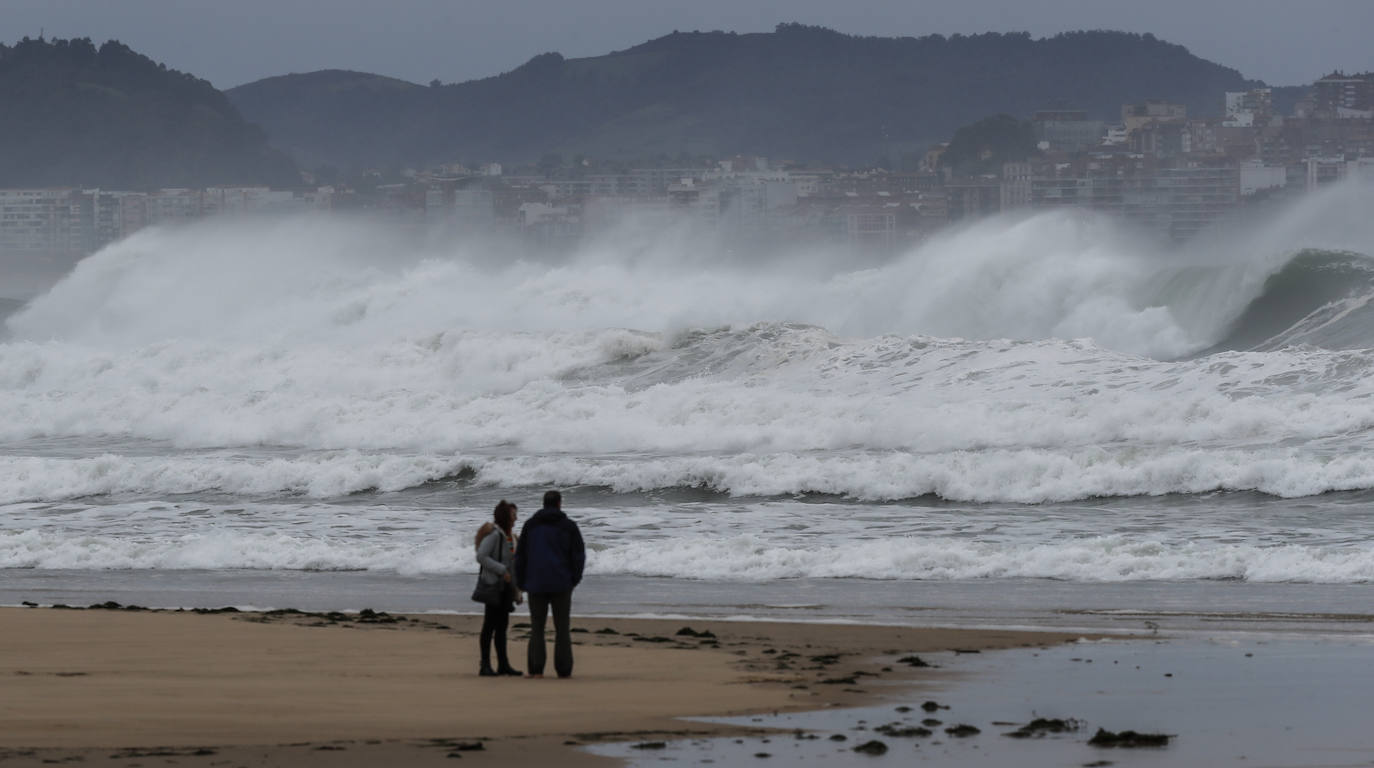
476 528 515 586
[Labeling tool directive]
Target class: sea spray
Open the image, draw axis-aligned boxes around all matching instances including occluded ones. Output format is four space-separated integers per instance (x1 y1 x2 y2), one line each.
4 183 1374 587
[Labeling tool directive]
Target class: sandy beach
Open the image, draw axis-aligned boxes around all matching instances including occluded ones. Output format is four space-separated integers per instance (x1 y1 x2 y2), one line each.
0 604 1087 766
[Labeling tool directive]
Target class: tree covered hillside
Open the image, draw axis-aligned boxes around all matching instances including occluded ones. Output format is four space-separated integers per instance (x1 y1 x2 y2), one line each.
229 25 1272 172
0 37 298 189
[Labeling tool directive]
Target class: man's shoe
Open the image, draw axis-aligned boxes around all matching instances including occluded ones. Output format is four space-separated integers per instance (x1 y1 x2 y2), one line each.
497 665 523 676
526 673 544 678
478 664 498 677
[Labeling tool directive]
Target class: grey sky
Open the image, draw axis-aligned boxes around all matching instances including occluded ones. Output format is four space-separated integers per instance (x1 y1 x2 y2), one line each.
5 0 1371 89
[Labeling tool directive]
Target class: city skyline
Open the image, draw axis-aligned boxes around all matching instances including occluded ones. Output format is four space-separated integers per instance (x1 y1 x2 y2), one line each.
4 0 1372 90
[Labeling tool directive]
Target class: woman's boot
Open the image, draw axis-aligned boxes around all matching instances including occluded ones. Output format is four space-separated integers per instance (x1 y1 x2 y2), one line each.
496 648 521 676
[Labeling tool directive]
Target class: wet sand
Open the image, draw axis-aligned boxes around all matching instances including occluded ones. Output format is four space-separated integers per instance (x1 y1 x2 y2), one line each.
591 633 1374 767
0 605 1087 766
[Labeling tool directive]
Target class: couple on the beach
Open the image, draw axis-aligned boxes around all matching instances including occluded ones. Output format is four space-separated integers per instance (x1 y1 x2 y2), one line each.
473 490 586 679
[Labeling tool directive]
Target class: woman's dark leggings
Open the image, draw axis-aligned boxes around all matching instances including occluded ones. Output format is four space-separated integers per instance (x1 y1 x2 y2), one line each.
479 601 510 668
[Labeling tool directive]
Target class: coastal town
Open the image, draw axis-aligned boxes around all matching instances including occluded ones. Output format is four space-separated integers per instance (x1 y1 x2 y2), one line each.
4 71 1372 260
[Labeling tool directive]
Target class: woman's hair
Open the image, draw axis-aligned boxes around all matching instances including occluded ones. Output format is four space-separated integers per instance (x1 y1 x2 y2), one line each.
493 500 517 535
474 521 493 548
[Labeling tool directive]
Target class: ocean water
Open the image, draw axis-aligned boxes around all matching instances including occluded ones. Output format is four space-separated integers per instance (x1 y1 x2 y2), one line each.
2 180 1373 626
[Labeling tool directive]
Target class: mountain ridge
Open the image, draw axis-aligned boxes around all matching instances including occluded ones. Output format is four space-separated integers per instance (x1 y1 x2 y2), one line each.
228 25 1295 172
0 36 298 189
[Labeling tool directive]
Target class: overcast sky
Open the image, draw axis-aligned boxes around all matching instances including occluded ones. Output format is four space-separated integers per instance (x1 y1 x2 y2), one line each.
5 0 1371 89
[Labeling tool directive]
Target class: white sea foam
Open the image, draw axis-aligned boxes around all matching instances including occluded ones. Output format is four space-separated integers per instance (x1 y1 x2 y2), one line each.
0 453 466 503
459 447 1374 502
0 529 1368 583
591 535 1374 583
5 325 1374 502
0 528 463 575
5 442 1374 505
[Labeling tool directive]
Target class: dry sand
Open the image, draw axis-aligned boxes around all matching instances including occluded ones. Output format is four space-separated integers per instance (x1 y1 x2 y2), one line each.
0 605 1088 766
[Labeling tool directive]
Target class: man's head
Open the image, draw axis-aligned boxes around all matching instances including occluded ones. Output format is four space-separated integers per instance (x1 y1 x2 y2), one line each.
543 490 562 510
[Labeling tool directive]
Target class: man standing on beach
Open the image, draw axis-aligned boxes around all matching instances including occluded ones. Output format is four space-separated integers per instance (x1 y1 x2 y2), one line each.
514 490 586 678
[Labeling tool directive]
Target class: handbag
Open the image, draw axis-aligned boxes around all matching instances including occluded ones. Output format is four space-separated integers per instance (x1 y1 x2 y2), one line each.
471 576 503 606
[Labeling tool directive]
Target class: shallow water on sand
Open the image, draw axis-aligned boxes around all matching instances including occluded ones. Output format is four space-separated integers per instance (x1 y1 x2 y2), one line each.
589 635 1374 767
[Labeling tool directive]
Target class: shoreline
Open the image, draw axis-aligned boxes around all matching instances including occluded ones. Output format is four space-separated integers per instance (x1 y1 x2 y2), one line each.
0 604 1095 766
5 571 1370 638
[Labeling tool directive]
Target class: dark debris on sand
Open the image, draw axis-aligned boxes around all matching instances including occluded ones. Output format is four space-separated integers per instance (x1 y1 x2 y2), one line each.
1088 728 1171 747
1004 718 1083 738
25 602 427 632
944 724 981 737
875 722 933 738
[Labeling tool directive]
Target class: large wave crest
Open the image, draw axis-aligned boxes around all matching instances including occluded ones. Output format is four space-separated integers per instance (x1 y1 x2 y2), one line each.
3 178 1374 503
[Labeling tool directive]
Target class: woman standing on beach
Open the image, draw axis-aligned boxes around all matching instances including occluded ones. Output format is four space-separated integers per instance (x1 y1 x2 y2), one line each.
475 501 522 677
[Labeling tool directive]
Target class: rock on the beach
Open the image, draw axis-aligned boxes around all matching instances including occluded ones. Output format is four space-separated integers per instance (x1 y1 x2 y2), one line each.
852 740 888 755
945 724 981 737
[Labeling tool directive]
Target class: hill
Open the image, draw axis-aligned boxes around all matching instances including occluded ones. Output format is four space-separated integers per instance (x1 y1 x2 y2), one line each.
229 25 1275 171
0 37 298 189
224 69 428 175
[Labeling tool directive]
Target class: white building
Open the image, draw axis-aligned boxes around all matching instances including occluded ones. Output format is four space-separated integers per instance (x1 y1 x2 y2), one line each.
1239 160 1287 196
666 178 722 225
1224 88 1272 128
0 189 84 256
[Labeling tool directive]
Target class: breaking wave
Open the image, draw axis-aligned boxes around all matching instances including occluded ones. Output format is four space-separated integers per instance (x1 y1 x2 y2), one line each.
1 529 1369 583
1203 249 1374 352
7 177 1373 357
6 441 1374 505
2 178 1373 505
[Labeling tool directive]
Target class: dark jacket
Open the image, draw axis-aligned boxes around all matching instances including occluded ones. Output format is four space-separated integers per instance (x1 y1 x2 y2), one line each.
514 507 585 594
